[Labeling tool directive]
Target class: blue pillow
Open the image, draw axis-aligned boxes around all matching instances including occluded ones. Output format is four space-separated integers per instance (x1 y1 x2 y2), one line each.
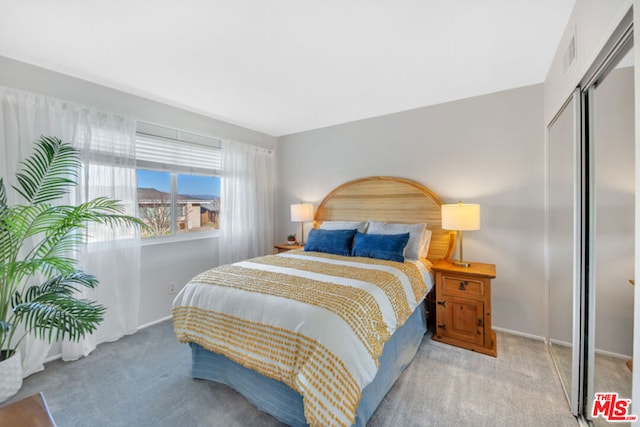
304 228 357 256
351 231 410 262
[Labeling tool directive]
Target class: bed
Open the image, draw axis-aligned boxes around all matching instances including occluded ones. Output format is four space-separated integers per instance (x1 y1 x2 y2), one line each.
172 176 455 426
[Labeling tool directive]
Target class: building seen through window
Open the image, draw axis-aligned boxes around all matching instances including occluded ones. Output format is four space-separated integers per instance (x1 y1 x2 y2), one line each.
137 169 220 238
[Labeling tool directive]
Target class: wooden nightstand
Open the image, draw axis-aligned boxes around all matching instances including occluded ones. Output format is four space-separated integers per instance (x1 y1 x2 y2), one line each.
431 259 497 357
274 243 305 253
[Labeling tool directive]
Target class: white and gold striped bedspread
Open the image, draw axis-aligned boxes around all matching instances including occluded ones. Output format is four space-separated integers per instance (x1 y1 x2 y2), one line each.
172 251 429 427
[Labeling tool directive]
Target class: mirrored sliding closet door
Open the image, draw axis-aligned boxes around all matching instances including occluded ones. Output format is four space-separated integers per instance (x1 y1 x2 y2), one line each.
546 15 634 425
585 45 635 427
547 90 581 415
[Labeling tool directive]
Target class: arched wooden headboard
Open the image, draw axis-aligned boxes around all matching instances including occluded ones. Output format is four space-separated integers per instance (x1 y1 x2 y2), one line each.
314 176 455 262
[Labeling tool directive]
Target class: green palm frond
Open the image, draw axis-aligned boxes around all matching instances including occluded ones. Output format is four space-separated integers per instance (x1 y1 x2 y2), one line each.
12 293 105 343
11 273 104 344
9 204 69 240
28 199 147 266
1 256 78 285
37 271 99 294
0 205 54 258
0 178 6 210
32 198 147 245
0 321 10 340
57 197 148 229
14 272 99 306
0 228 16 265
13 136 80 204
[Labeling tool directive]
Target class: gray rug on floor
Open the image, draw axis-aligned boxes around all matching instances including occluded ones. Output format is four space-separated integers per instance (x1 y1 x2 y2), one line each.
5 321 578 426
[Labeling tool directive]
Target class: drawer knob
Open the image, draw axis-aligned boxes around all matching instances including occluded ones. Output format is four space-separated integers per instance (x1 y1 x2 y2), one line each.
459 281 467 290
437 324 447 330
437 300 446 307
477 318 484 327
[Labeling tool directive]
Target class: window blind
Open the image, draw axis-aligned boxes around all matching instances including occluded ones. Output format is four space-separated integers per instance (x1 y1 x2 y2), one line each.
135 121 222 175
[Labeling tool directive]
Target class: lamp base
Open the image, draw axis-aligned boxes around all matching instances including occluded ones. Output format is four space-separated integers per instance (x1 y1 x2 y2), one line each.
452 260 471 268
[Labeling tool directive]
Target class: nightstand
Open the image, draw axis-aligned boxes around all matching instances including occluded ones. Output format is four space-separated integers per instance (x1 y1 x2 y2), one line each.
431 259 497 357
274 243 305 253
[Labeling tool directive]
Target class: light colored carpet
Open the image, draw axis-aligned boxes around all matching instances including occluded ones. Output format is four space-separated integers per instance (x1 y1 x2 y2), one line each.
5 321 578 426
369 332 577 427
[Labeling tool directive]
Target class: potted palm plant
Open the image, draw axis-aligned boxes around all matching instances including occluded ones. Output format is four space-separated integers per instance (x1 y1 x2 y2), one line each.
0 136 147 402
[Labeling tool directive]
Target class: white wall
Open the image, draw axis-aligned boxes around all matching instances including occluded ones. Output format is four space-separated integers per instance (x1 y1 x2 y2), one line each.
544 0 632 126
139 238 221 325
0 55 277 328
277 84 546 338
0 56 277 150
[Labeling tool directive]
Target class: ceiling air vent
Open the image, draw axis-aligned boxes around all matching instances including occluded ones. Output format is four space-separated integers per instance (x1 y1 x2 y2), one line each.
563 32 576 74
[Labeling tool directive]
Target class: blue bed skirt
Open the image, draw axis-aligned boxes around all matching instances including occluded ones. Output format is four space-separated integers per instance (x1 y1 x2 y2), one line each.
190 301 427 426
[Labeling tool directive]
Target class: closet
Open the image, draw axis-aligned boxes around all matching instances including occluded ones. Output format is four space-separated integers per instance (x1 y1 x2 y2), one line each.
547 16 634 425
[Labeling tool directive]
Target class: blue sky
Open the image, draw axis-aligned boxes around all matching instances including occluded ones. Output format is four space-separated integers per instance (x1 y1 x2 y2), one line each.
137 169 220 197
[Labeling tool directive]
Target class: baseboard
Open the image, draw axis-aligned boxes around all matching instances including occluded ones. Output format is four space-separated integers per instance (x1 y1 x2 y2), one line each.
493 326 546 342
546 337 630 359
549 338 572 347
42 315 172 364
495 330 632 359
594 348 631 360
137 315 172 330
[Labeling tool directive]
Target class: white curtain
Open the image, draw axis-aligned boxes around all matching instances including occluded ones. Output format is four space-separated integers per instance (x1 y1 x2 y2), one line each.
219 140 275 265
0 86 140 374
61 107 140 361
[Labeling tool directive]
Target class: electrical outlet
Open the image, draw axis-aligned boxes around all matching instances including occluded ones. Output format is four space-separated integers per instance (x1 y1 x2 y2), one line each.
169 282 178 294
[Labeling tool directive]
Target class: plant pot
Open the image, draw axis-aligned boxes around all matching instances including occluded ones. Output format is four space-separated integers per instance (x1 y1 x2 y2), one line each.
287 240 296 245
0 349 22 403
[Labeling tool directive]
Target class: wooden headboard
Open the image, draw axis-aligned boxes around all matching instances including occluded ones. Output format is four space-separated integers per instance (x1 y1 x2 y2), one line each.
314 176 455 262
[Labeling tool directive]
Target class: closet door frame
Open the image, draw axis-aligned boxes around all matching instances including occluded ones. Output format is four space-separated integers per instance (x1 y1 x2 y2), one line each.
571 88 585 417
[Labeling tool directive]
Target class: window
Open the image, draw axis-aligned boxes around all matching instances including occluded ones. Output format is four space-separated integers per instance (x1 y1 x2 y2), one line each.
135 122 221 239
137 170 172 237
176 173 220 233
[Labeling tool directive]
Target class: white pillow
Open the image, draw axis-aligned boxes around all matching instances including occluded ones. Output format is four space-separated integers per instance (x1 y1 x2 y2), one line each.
367 220 426 260
420 229 432 259
319 220 368 233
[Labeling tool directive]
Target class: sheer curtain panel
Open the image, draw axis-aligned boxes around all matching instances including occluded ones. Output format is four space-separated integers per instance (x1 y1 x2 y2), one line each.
219 140 275 265
0 87 78 376
61 109 139 361
0 86 140 374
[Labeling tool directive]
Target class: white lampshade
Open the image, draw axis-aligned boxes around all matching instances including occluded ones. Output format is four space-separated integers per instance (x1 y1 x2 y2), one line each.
290 203 314 222
441 203 481 231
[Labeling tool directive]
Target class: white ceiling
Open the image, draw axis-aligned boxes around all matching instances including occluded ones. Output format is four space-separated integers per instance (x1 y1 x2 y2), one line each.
0 1 575 137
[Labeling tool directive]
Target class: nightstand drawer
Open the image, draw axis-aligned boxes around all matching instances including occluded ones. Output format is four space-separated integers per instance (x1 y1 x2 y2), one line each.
441 275 485 298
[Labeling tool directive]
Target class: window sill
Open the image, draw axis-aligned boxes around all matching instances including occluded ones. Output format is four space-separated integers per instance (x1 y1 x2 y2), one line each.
141 230 220 246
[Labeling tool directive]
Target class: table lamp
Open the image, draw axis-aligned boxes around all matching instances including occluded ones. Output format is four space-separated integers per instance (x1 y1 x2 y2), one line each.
441 201 480 267
290 202 314 245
